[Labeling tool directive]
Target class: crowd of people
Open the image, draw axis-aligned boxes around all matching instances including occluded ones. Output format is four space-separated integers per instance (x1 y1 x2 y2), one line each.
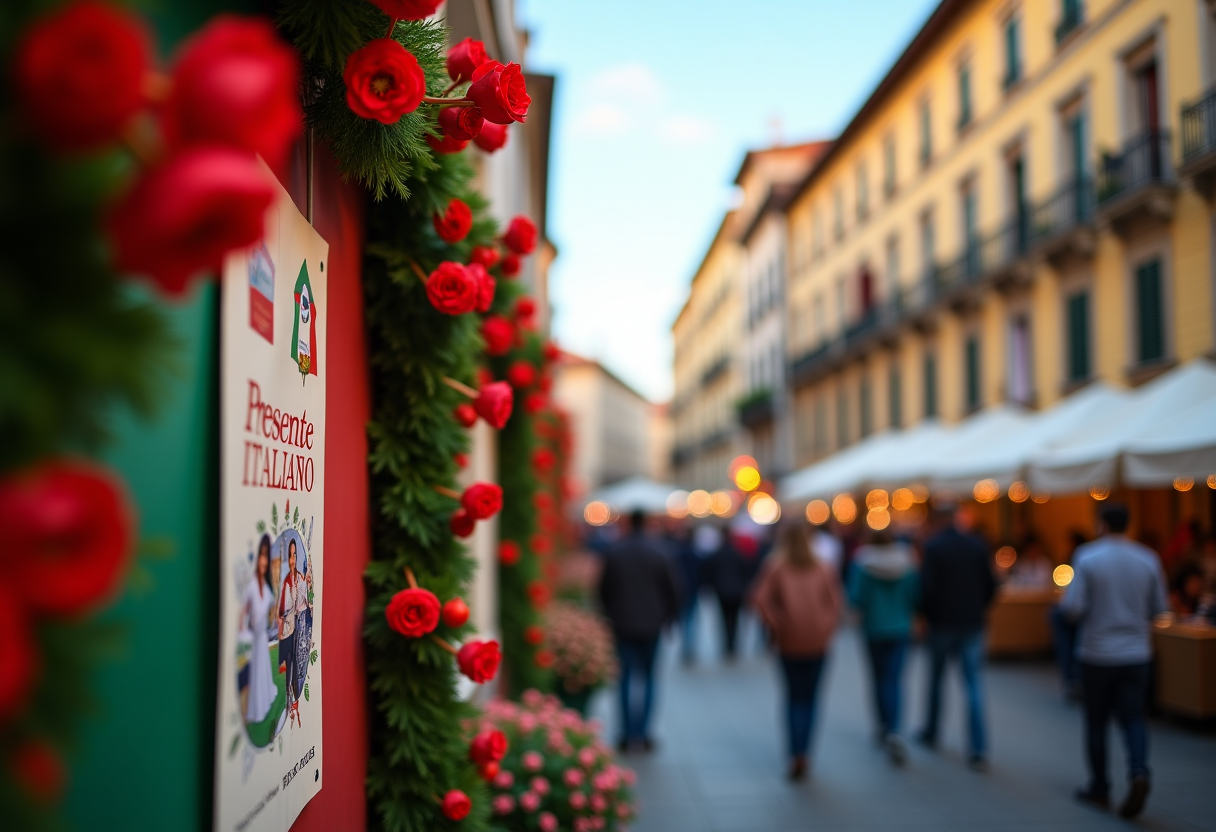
590 500 1192 821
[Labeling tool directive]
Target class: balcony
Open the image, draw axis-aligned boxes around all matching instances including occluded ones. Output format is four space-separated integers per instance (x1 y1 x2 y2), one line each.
736 388 774 429
1180 87 1216 199
1030 177 1095 266
700 355 730 388
1097 130 1177 236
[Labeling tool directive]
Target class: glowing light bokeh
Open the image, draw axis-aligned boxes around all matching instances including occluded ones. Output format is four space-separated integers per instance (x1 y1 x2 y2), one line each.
866 507 891 530
1208 474 1216 490
1031 490 1051 504
865 489 889 510
1088 483 1110 501
831 494 857 524
733 465 761 492
806 499 830 525
891 488 914 511
747 492 781 525
973 479 1000 503
909 484 929 503
995 546 1017 569
728 455 758 479
584 501 610 526
710 490 735 517
666 490 690 519
1173 476 1194 492
688 489 712 518
1008 481 1030 503
1053 564 1074 587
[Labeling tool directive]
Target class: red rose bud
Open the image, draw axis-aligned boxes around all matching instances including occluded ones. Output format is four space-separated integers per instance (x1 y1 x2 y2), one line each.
0 461 134 615
524 625 544 646
507 361 537 390
12 740 65 803
473 265 496 313
481 315 515 357
442 597 470 628
162 17 302 169
498 540 520 566
454 452 469 468
515 297 537 321
531 534 553 556
343 38 425 124
456 639 501 683
470 245 500 269
499 252 521 277
14 0 150 152
433 198 473 244
461 482 503 521
450 509 475 538
524 392 547 415
473 121 508 153
447 37 490 81
473 381 513 429
504 216 538 255
426 262 478 315
108 148 275 296
384 587 441 637
438 103 484 142
370 0 443 21
441 788 473 821
477 368 496 387
427 132 469 154
466 60 531 124
535 649 555 669
478 761 500 780
454 403 477 428
0 584 38 722
469 729 508 764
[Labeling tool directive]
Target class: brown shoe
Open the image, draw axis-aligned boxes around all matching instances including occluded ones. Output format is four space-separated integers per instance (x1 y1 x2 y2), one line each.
1119 776 1150 819
788 757 807 781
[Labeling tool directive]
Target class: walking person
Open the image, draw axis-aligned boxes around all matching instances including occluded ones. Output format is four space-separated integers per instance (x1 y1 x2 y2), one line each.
709 525 759 660
750 522 843 781
598 509 681 752
848 528 919 765
678 524 719 664
1062 503 1169 819
917 503 996 771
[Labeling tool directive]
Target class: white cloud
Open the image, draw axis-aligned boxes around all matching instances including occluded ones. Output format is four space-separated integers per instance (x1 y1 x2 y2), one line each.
585 62 665 106
571 103 630 136
659 114 716 145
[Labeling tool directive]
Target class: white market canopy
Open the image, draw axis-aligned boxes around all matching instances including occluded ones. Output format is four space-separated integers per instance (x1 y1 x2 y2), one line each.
584 476 677 513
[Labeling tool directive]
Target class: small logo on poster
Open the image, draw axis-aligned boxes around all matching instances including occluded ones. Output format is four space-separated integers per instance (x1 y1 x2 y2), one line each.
248 242 275 344
290 262 319 382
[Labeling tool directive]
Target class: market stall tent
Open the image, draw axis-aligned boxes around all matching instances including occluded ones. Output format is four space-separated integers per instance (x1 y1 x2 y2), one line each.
1123 395 1216 487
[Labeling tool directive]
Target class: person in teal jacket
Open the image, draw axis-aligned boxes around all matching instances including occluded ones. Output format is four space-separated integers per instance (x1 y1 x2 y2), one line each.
848 528 919 765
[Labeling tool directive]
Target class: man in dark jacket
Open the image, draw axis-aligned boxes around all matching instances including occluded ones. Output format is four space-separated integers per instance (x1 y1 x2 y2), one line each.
598 509 681 751
917 503 996 770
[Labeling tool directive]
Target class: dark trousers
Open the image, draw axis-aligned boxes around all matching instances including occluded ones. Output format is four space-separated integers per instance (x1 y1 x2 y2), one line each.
865 637 908 737
719 598 742 656
616 636 660 743
780 654 827 758
279 633 297 701
922 626 987 758
1080 661 1151 795
1050 605 1079 693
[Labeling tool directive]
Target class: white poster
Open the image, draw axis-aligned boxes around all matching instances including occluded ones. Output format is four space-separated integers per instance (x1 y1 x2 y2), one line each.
216 168 328 832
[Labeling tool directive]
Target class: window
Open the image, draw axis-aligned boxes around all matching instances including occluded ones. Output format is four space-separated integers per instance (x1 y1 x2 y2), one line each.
833 186 844 240
814 395 827 452
1004 16 1022 89
884 134 897 197
924 351 938 418
836 385 850 449
813 293 825 344
1056 0 1084 44
920 99 932 167
812 208 824 258
1009 314 1033 402
888 364 903 428
1009 152 1029 250
965 335 981 411
1066 291 1090 382
886 235 900 294
920 209 936 278
856 163 869 221
958 63 973 130
961 183 979 274
1134 259 1165 363
859 375 873 438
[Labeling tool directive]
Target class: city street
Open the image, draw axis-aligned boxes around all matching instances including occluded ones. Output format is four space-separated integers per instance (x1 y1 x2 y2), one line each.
593 606 1216 832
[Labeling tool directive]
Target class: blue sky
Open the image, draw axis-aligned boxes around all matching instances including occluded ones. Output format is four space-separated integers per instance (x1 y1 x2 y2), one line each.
518 0 940 402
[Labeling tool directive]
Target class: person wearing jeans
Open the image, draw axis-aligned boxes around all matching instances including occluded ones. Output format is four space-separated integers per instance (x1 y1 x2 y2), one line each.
917 504 996 770
1061 503 1168 819
614 636 660 748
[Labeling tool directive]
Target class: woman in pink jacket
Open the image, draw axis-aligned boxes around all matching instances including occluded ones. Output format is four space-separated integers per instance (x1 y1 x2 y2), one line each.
750 521 844 780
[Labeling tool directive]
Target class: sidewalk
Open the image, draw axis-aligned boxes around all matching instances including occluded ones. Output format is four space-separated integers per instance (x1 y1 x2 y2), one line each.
591 605 1216 832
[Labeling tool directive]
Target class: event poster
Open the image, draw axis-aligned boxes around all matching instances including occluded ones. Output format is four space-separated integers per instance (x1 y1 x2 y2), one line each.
215 168 328 832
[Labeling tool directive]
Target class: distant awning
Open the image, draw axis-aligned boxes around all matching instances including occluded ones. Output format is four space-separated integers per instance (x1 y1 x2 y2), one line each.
584 476 677 513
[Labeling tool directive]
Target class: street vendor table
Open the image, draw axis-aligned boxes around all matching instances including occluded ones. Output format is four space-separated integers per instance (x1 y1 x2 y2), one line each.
986 586 1061 657
1153 621 1216 718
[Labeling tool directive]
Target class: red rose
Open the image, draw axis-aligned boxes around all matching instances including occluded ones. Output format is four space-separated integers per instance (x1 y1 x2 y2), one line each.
515 297 537 321
524 625 544 645
503 216 538 255
438 104 484 142
498 540 520 566
534 492 554 511
478 761 500 780
481 315 514 357
454 403 477 427
11 740 65 803
524 393 547 415
499 252 521 276
441 789 473 821
471 264 496 313
535 649 555 669
469 729 508 764
543 342 561 363
14 1 150 152
477 367 495 387
442 597 470 628
369 0 443 21
450 509 475 538
466 61 531 124
527 581 551 609
473 381 513 430
0 585 37 723
434 198 473 244
461 482 502 521
426 262 478 315
161 17 302 168
473 122 508 153
539 374 552 394
531 534 553 556
447 37 490 81
343 38 425 124
427 132 469 154
108 148 275 296
507 361 537 390
454 452 469 468
384 587 441 637
457 639 501 683
470 245 500 269
533 448 556 473
0 461 134 615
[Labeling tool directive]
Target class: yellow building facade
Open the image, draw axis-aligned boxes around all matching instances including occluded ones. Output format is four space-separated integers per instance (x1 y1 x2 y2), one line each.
786 0 1216 471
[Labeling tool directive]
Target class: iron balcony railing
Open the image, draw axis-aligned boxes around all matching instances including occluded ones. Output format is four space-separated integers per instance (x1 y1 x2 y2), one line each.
1098 130 1174 205
1030 177 1095 243
1181 88 1216 165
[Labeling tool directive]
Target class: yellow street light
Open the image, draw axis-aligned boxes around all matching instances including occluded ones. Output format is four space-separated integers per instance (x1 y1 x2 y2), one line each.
584 501 610 526
733 465 761 492
806 499 830 525
1053 564 1074 587
831 494 857 524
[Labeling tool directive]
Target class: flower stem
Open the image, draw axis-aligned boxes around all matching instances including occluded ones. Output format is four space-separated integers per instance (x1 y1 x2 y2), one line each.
434 485 462 500
385 17 398 38
404 566 418 590
442 376 478 398
442 79 462 95
422 96 476 108
430 634 459 656
409 260 429 283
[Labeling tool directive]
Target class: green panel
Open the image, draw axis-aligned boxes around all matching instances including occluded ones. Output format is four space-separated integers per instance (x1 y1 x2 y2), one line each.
64 285 218 832
836 387 849 449
924 353 937 418
859 376 872 438
1136 260 1164 363
1067 291 1090 381
1005 18 1020 84
888 366 902 429
958 66 972 128
965 337 980 411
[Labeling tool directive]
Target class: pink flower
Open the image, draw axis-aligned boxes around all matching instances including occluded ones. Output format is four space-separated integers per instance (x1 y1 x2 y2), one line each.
578 747 597 769
522 751 544 772
590 793 607 813
492 770 514 789
569 791 587 810
574 819 592 832
547 730 566 751
621 768 637 786
492 794 515 815
531 776 550 795
617 803 632 818
564 768 584 788
519 791 541 812
539 812 558 832
523 689 545 707
518 713 538 734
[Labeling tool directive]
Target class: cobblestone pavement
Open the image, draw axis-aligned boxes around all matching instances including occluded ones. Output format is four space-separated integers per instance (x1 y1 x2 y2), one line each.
590 603 1216 832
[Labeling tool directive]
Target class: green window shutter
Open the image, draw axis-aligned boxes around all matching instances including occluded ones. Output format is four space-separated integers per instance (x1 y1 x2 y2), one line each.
921 102 932 163
889 366 902 428
860 377 872 437
837 388 849 448
959 66 971 128
1005 19 1020 85
924 353 937 418
1066 291 1090 381
965 337 981 410
1136 260 1164 363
